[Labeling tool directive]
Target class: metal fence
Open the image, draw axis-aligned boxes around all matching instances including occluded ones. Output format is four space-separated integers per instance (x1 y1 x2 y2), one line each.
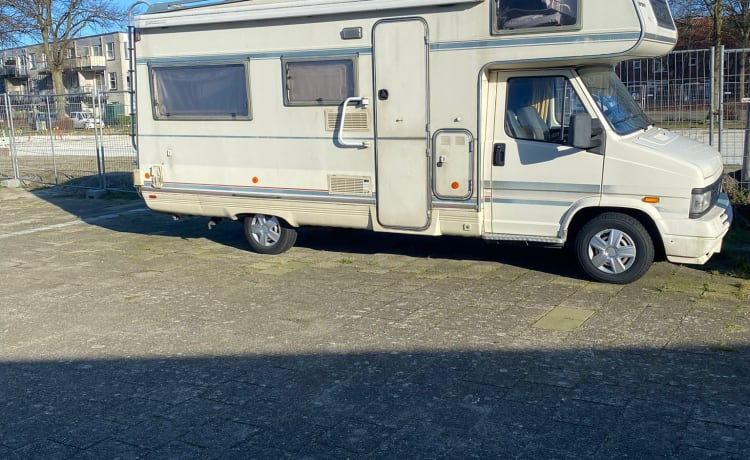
0 90 135 192
617 47 749 180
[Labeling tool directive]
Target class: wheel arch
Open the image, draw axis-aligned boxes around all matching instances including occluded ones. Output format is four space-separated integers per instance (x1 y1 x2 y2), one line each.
236 211 299 227
565 206 666 261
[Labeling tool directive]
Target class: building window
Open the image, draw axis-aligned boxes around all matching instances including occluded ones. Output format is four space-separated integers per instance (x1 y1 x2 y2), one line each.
282 57 356 106
150 63 251 120
29 53 36 69
109 72 118 90
106 42 115 60
493 0 580 34
92 45 103 57
633 61 641 71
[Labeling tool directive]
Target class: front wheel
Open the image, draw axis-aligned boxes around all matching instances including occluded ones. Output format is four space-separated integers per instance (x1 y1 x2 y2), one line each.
243 214 297 255
574 213 654 284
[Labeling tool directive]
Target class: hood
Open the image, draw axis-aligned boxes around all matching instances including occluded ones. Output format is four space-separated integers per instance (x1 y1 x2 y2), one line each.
633 128 723 179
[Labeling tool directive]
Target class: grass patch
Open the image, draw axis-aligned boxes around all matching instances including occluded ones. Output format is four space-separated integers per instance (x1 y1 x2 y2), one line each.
708 342 738 353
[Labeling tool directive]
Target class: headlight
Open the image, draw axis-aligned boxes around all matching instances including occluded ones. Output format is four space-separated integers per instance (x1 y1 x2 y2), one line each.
689 189 712 217
689 177 722 219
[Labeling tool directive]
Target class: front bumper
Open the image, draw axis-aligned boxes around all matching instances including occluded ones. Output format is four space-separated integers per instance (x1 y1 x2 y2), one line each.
663 193 733 265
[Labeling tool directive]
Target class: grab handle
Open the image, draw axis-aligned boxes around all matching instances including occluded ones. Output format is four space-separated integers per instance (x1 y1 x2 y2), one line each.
337 96 370 148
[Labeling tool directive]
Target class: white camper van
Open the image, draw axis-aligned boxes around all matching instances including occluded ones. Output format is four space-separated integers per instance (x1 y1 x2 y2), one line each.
131 0 733 284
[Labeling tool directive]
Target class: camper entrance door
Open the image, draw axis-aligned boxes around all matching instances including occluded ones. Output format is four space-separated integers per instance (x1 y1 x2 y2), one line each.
373 18 431 230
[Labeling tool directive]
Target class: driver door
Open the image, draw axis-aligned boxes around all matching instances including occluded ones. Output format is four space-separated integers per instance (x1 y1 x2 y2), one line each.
489 70 604 238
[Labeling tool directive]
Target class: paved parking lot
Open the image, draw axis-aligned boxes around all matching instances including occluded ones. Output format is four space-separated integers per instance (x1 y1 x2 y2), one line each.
0 186 748 459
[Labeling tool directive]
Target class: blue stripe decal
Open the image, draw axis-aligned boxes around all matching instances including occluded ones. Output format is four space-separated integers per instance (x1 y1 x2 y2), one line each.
150 182 376 204
429 32 641 51
643 33 677 44
137 32 642 65
490 198 573 207
137 47 372 65
139 133 372 141
488 181 600 194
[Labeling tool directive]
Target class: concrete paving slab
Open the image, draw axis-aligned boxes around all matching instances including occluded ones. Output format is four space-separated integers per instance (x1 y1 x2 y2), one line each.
0 186 748 458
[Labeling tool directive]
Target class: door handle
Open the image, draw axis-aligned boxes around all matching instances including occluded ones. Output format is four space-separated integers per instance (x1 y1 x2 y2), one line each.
493 143 506 166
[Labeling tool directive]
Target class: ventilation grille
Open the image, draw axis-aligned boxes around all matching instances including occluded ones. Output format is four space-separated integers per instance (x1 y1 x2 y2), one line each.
325 110 370 131
438 135 467 146
328 175 372 196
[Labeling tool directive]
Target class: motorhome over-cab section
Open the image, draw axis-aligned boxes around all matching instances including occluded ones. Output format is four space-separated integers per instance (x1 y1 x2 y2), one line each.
131 0 732 284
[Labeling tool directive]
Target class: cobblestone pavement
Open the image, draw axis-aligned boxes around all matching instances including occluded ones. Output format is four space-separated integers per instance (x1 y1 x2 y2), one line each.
0 186 748 459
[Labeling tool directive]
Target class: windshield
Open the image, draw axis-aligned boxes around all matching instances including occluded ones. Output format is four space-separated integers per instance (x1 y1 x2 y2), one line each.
578 66 651 135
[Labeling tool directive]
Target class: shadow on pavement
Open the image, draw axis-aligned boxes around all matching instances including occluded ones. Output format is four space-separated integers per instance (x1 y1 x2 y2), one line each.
2 347 749 458
26 185 587 281
26 184 746 281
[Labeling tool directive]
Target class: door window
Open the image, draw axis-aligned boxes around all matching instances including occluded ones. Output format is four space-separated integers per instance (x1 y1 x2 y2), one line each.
505 76 587 144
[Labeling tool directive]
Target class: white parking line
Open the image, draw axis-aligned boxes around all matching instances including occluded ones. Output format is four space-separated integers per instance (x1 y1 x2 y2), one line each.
0 207 149 240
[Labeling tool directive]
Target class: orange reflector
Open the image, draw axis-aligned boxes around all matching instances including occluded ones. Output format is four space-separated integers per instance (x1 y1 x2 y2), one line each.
451 181 460 190
144 172 151 179
252 177 259 184
148 194 157 199
643 196 660 204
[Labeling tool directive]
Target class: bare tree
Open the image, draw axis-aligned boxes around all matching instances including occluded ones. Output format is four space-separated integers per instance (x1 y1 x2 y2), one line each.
0 1 125 117
0 1 34 47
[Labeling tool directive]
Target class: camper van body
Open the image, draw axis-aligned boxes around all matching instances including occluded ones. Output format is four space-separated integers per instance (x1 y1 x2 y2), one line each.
132 0 733 283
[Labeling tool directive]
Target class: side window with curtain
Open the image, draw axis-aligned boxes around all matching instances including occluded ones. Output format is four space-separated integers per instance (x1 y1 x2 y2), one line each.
505 76 587 144
494 0 580 33
283 57 356 106
151 63 250 120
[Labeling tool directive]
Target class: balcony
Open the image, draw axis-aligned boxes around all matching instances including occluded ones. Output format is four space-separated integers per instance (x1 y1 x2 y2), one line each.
63 55 106 71
0 59 29 78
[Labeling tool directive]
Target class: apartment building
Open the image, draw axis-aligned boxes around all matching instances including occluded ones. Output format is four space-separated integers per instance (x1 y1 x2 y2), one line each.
0 32 131 107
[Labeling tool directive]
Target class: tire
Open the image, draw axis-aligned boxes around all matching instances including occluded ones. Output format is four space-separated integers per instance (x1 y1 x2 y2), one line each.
574 212 654 284
243 214 297 255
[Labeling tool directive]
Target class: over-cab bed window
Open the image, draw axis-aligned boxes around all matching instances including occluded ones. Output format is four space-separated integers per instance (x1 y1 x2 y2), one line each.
493 0 580 34
283 57 356 106
150 63 251 120
648 0 676 30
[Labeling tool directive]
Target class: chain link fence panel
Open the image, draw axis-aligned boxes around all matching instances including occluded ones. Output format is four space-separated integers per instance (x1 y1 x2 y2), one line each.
0 90 135 192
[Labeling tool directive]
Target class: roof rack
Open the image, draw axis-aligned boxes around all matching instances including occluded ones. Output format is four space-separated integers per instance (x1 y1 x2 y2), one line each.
147 0 249 14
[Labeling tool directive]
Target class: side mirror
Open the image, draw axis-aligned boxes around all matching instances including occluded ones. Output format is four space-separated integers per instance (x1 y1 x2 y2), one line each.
569 113 605 153
569 113 592 149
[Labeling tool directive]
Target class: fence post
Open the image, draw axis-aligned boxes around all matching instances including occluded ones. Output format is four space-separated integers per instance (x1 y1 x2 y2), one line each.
45 96 59 184
4 93 20 181
744 101 750 185
718 45 725 154
93 87 105 190
709 47 715 147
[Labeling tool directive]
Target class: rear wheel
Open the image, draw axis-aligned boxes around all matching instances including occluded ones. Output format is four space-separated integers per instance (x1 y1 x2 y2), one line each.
574 212 654 284
243 214 297 255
